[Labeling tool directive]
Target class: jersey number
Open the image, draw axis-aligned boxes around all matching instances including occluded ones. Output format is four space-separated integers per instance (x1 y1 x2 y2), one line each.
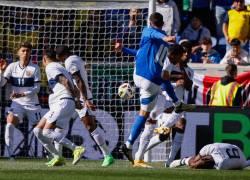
155 45 168 66
226 148 240 159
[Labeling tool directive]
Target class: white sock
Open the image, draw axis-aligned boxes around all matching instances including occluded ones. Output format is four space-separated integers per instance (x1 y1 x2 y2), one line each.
54 141 63 156
42 129 62 157
181 157 191 166
33 128 59 157
55 128 76 151
91 128 109 157
168 132 183 163
135 123 155 160
5 123 15 157
145 135 162 152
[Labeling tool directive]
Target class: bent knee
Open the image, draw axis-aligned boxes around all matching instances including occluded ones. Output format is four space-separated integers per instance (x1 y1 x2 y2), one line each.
82 115 97 132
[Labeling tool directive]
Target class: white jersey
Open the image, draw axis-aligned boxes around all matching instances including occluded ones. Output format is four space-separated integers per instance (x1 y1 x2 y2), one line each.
199 143 247 170
3 61 40 106
45 62 74 105
64 55 93 100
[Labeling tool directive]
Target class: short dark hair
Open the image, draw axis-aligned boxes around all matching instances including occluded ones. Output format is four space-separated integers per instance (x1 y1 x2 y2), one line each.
56 45 71 56
44 48 57 60
230 38 241 46
200 37 212 45
19 41 32 50
149 12 164 28
168 44 185 56
226 64 237 77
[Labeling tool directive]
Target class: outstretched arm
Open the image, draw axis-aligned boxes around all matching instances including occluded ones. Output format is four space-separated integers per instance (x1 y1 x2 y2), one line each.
115 42 138 56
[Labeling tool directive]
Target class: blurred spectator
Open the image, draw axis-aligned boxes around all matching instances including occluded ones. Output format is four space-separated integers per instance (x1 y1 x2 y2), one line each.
222 0 250 51
191 0 213 33
209 64 242 106
192 37 221 64
212 0 233 38
179 39 193 63
181 16 211 46
156 0 181 35
220 38 250 65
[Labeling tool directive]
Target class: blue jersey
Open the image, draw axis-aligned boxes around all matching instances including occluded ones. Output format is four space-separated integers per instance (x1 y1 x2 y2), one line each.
135 27 169 85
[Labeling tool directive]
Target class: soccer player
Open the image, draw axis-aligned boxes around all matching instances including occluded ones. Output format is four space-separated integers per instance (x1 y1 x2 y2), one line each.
0 42 41 158
134 44 194 168
33 48 84 167
170 143 250 170
115 12 195 165
56 45 114 167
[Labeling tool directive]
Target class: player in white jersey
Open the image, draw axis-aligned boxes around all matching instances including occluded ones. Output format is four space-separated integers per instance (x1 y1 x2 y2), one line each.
33 48 84 167
0 42 41 158
133 43 194 168
170 143 250 170
56 45 114 167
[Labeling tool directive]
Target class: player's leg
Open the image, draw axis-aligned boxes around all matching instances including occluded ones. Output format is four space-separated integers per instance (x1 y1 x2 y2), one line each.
4 103 24 158
145 108 181 152
165 117 186 167
81 111 114 167
122 77 160 164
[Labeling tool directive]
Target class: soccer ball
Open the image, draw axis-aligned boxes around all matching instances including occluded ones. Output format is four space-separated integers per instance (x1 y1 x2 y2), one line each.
118 83 134 99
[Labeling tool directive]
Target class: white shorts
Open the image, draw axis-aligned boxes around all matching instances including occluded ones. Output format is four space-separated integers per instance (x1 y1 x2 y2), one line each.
44 99 75 130
134 74 161 112
8 101 41 125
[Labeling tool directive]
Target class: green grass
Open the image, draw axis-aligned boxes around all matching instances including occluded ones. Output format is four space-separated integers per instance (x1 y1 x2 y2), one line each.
0 159 250 180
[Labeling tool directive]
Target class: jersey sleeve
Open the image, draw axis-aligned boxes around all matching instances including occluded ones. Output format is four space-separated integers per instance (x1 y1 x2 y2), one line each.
162 56 173 73
150 29 165 40
65 60 80 75
3 63 13 80
46 65 62 80
23 65 41 96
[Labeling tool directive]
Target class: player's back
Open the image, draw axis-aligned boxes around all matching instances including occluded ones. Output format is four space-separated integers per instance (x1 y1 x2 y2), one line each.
199 143 247 170
4 61 40 106
64 55 93 100
135 27 169 85
46 62 74 105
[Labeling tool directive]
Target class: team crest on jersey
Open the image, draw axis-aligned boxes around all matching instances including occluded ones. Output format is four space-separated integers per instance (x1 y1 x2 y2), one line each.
26 70 33 77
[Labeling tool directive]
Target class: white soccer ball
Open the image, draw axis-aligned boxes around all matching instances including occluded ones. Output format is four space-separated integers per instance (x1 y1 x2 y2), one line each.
118 83 134 99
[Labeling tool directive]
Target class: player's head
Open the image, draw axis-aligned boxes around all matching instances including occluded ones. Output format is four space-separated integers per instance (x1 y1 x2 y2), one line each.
42 48 57 67
189 155 215 169
225 64 238 78
149 12 164 29
180 39 192 64
17 41 32 63
56 45 72 61
168 44 186 65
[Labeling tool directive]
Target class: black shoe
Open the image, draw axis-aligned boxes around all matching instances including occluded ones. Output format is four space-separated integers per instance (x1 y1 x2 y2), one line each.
119 144 134 164
174 102 196 113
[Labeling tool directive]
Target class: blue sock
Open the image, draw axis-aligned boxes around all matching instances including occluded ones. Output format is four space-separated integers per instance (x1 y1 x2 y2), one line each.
161 80 178 103
127 115 147 145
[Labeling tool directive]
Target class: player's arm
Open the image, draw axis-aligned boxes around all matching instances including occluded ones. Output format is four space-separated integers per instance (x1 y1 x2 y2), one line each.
57 74 75 97
0 59 8 87
150 29 175 43
115 42 138 56
72 71 96 111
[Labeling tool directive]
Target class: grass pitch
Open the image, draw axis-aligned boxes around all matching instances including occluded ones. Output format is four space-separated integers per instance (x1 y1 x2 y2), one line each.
0 159 250 180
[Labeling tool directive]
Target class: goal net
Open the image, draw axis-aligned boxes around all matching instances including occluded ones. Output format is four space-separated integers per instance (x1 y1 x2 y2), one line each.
0 0 171 162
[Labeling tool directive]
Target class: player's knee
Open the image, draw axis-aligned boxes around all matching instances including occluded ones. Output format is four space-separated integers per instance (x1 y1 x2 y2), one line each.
159 133 169 142
33 127 42 138
174 118 186 133
6 113 19 125
82 115 96 132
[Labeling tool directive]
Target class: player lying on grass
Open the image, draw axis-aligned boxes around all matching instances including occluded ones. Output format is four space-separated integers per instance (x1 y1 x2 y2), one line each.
170 143 250 170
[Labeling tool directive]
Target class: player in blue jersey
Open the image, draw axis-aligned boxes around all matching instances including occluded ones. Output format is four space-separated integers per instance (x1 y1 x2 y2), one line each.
115 12 195 165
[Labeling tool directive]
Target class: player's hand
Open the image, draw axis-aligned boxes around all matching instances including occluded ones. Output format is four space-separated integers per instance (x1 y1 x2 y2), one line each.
114 42 123 52
75 99 83 110
10 92 25 99
0 59 7 71
164 36 176 43
176 79 185 87
85 100 96 111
